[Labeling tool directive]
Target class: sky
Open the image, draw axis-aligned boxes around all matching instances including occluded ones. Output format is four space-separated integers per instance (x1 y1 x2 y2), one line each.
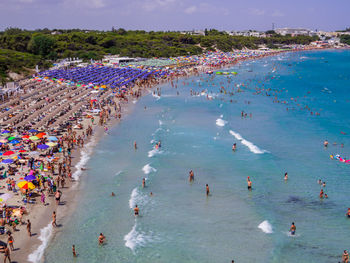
0 0 349 31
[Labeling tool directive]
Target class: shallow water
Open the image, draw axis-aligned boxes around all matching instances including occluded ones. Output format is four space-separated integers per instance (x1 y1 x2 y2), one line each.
42 50 350 263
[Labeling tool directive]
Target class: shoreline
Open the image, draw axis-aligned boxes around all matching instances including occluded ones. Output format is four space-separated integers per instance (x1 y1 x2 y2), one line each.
12 47 333 262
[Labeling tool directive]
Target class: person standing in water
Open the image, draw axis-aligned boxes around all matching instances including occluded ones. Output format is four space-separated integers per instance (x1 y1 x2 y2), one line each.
98 233 105 244
346 208 350 218
247 177 252 190
324 140 329 148
72 245 77 257
206 184 210 196
134 141 137 150
52 211 57 227
284 172 288 180
342 250 349 263
134 205 139 216
232 143 236 152
142 178 146 188
189 170 194 182
290 222 296 235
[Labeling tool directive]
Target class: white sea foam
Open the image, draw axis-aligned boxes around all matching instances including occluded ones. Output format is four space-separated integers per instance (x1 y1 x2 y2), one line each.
132 100 137 104
152 93 161 100
229 130 268 154
216 118 227 127
258 220 273 234
142 164 157 174
72 137 95 181
148 148 163 158
28 223 53 263
124 224 154 252
158 120 163 126
150 139 155 144
129 188 142 208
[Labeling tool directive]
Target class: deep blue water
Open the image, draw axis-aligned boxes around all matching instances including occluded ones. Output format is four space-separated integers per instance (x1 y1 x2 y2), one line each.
42 50 350 263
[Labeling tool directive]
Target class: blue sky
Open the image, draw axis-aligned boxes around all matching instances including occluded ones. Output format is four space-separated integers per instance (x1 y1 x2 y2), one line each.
0 0 348 31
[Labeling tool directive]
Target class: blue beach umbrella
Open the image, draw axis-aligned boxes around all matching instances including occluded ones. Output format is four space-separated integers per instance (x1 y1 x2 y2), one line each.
28 129 38 133
24 174 36 181
37 144 49 150
48 136 58 141
2 159 14 164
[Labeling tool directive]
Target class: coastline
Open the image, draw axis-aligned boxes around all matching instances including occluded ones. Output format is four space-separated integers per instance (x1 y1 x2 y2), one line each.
11 47 331 263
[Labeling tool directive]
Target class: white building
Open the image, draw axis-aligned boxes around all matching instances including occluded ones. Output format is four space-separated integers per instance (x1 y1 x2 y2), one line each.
275 28 311 36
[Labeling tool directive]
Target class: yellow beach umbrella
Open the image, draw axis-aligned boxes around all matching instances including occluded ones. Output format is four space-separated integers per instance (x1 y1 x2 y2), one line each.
46 142 57 147
29 136 39 141
17 181 35 190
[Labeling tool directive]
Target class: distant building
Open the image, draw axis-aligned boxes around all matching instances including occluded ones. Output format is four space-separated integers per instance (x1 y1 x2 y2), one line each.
275 28 310 36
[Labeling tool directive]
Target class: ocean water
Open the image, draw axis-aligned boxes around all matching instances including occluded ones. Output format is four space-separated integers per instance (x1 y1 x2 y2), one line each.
41 50 350 263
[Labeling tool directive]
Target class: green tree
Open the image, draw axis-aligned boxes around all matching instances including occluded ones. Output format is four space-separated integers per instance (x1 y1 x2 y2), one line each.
28 35 55 57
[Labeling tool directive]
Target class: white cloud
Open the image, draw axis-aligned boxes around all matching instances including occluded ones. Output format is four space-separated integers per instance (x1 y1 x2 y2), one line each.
272 10 284 17
184 5 197 14
249 8 265 16
183 2 229 16
142 0 176 12
63 0 106 9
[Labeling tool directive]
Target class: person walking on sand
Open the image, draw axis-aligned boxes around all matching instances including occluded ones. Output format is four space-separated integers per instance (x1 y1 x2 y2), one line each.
3 244 11 263
7 232 14 251
27 219 31 237
52 211 57 227
41 191 46 206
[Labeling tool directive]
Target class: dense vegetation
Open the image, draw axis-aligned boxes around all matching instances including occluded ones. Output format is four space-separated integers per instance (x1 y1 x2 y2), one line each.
340 34 350 45
0 28 319 84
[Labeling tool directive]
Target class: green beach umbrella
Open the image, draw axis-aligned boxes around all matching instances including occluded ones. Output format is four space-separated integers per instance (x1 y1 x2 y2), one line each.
7 136 16 141
29 136 39 141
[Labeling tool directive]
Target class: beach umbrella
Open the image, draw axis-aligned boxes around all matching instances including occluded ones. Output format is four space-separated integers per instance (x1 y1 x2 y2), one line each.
3 151 15 156
36 132 46 138
17 181 35 190
46 142 57 147
29 136 39 141
7 136 16 141
37 144 49 150
19 150 26 153
28 151 39 156
0 193 13 203
0 139 7 143
47 136 58 141
10 140 20 144
2 159 14 164
1 130 10 134
28 129 38 133
2 133 11 138
22 135 30 139
24 174 36 181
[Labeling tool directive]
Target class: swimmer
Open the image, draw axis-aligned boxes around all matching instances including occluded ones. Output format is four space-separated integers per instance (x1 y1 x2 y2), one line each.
324 194 328 198
134 205 139 216
342 250 349 263
322 182 326 187
290 222 296 235
189 170 194 182
346 208 350 218
98 233 105 244
142 178 146 188
232 143 236 152
319 189 324 198
317 179 322 185
72 245 77 257
134 141 137 150
284 172 288 180
150 192 153 196
324 140 328 148
247 177 252 190
111 192 115 196
206 184 210 196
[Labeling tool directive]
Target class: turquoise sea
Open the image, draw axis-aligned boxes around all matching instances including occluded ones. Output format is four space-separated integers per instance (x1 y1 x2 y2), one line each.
41 50 350 263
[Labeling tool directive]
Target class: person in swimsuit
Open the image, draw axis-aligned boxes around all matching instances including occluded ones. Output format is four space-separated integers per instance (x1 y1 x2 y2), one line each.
290 222 296 235
3 245 11 263
324 194 328 198
52 211 57 227
134 205 139 216
72 245 77 257
27 219 31 237
247 177 252 190
319 189 324 198
111 192 115 196
134 141 137 150
98 233 105 244
342 250 349 263
232 143 236 152
55 190 62 205
284 172 288 180
142 178 146 188
346 208 350 218
189 170 194 182
206 184 210 196
7 233 14 251
324 140 328 147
